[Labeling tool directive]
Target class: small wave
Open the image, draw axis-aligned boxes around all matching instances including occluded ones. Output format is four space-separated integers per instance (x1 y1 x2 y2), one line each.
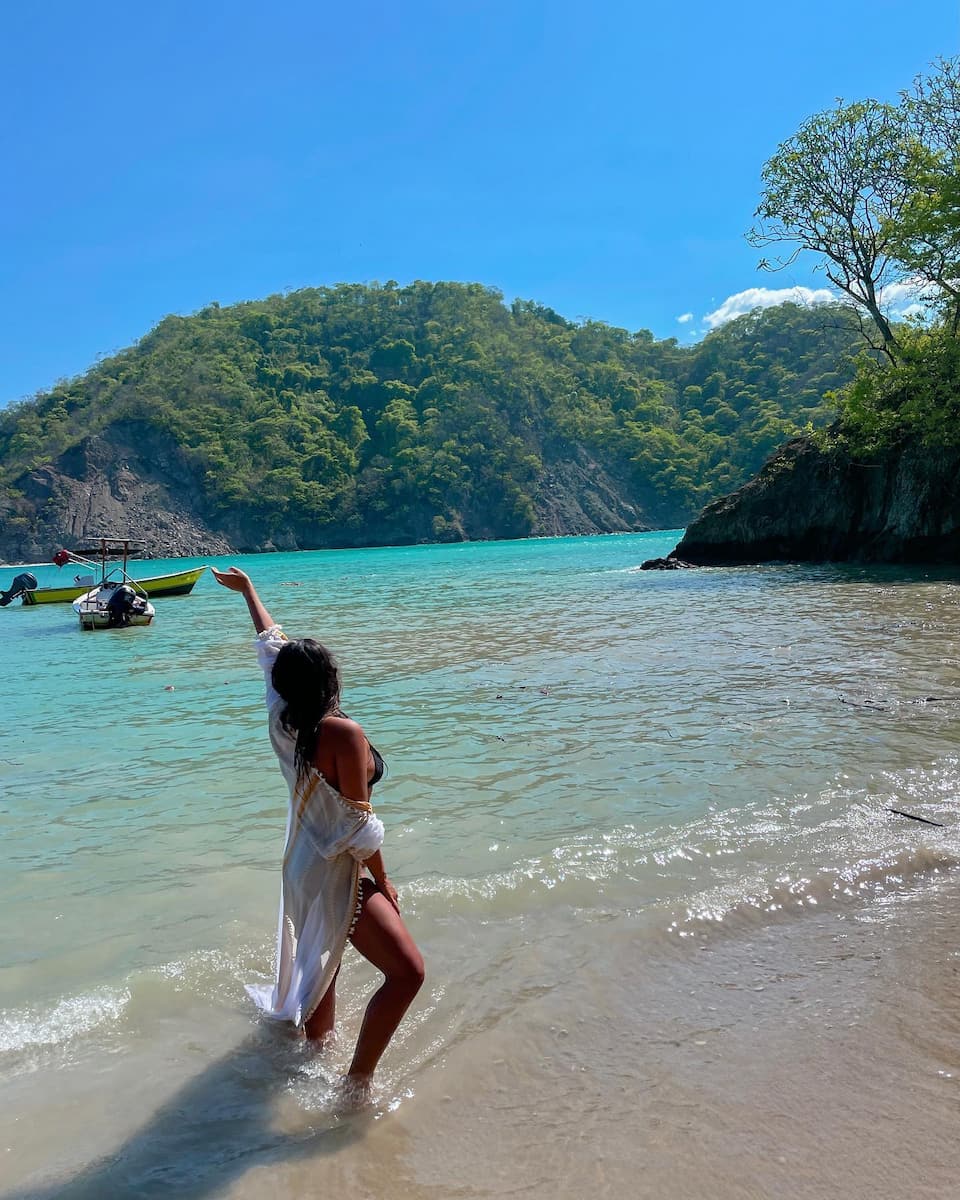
403 832 634 909
0 985 131 1055
668 844 958 938
400 759 960 942
0 945 267 1063
151 945 266 990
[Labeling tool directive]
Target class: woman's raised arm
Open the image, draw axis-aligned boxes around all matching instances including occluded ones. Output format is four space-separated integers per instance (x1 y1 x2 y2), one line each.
211 567 276 633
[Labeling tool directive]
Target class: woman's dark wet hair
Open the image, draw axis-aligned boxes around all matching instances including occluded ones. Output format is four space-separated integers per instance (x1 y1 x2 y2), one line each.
271 638 341 781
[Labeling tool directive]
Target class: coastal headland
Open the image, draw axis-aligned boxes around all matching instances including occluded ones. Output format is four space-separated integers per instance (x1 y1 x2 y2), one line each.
662 433 960 566
0 285 864 562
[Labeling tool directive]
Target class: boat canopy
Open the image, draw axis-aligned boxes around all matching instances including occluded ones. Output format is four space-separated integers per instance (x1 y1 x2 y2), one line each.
59 537 146 560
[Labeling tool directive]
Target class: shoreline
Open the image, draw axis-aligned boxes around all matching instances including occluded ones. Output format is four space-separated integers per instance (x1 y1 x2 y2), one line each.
0 527 686 570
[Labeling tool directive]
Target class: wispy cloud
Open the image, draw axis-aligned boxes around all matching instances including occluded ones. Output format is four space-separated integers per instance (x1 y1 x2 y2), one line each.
703 286 835 330
878 280 922 308
676 312 693 324
700 278 940 333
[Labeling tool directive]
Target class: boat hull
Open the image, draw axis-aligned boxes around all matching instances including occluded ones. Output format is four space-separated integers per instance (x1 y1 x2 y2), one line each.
77 609 155 631
21 565 207 605
73 584 157 630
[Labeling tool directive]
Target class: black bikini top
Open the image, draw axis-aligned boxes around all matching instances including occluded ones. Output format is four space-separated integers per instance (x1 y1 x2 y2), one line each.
369 743 386 788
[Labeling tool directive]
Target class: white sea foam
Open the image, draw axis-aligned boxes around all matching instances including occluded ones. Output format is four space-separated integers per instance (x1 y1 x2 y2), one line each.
401 757 960 940
668 844 958 937
0 985 131 1055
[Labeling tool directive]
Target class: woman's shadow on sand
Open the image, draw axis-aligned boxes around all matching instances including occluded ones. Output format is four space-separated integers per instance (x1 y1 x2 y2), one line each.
6 1028 371 1200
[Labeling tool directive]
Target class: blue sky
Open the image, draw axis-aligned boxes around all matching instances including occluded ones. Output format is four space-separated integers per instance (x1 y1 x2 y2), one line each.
1 0 957 407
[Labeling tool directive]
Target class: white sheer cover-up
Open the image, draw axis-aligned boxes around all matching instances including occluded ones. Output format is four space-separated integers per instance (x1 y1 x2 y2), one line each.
246 626 385 1027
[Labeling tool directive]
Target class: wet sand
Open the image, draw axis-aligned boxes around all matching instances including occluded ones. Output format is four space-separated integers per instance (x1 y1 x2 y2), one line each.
359 881 960 1200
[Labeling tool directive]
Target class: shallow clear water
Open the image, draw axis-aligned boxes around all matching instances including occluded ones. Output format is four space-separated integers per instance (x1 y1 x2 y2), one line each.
4 532 960 1198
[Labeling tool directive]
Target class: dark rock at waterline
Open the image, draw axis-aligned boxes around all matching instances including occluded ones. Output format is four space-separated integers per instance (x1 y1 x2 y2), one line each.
639 556 696 570
669 434 960 566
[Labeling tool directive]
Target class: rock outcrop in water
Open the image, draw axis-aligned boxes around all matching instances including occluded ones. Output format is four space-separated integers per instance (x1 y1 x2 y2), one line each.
665 434 960 565
638 555 696 570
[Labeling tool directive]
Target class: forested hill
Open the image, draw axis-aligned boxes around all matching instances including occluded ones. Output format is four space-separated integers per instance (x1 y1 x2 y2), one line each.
0 282 865 559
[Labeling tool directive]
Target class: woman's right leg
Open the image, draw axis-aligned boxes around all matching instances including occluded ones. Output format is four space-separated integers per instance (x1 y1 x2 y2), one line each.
304 966 339 1042
346 879 424 1081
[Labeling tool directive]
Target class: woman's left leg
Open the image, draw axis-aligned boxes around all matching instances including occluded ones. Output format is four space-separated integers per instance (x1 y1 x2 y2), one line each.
346 879 424 1080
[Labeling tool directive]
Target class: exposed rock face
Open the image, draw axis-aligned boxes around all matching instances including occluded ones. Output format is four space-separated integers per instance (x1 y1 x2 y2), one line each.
532 449 657 537
1 421 233 562
673 435 960 565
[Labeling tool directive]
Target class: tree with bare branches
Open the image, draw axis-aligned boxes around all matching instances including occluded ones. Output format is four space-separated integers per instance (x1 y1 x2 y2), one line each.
748 99 914 361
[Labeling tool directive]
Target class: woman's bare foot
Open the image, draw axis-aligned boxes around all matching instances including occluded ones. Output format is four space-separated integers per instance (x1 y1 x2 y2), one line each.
336 1073 373 1112
312 1029 338 1053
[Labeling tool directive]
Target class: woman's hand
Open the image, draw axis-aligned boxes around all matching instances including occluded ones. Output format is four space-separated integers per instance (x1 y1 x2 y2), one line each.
211 568 275 633
378 876 401 915
211 567 252 593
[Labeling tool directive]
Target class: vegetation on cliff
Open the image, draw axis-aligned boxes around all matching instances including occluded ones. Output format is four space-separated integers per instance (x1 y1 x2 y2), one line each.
0 286 865 551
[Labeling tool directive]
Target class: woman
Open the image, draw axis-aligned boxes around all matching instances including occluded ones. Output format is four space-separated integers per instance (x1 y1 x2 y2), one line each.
213 566 424 1091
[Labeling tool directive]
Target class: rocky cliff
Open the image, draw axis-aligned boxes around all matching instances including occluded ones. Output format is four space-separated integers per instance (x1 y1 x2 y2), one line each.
670 434 960 565
0 421 654 563
1 421 233 562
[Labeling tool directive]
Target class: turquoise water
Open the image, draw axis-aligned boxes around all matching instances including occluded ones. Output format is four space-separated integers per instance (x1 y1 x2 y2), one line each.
4 532 960 1198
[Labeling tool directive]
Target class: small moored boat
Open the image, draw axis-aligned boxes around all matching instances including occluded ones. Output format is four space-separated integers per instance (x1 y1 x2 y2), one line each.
47 540 161 631
19 564 207 605
73 580 156 631
0 538 197 629
1 541 207 605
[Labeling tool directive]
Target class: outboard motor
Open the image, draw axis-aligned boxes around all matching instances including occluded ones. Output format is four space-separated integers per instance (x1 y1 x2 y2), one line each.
0 572 38 606
105 584 148 627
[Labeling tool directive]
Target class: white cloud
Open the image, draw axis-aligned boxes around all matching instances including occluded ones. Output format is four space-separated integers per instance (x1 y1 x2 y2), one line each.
877 278 940 317
676 312 694 324
703 286 836 330
878 280 923 308
700 277 943 333
895 303 929 320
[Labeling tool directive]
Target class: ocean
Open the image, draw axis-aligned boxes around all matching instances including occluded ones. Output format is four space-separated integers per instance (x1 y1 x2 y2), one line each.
3 531 960 1199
